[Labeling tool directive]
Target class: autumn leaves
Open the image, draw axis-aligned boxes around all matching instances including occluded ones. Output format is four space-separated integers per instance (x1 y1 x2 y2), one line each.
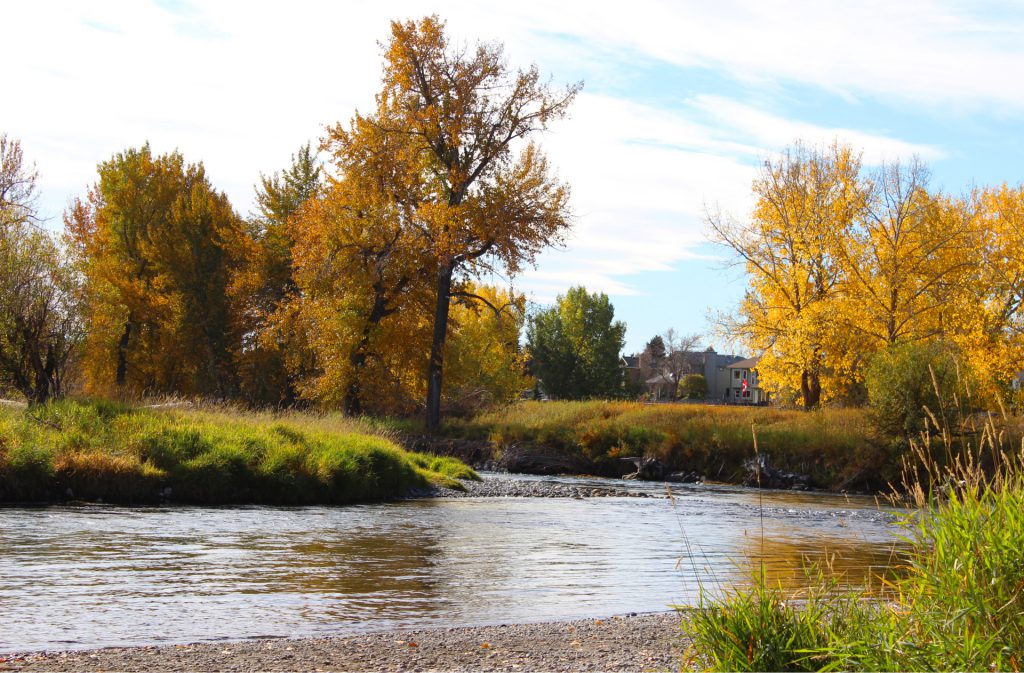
57 16 576 426
710 142 1024 408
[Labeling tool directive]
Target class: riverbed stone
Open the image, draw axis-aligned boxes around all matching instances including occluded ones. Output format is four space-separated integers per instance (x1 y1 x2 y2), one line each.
6 613 685 673
411 476 656 499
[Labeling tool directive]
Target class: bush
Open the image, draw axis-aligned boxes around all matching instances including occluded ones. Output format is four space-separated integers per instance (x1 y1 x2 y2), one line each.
864 340 971 439
679 374 708 399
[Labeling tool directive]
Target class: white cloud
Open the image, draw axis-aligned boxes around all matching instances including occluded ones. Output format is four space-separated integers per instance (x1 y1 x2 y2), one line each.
504 0 1024 112
4 0 990 303
686 95 946 164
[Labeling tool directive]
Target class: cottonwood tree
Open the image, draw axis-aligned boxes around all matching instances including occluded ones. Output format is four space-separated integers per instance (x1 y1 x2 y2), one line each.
364 16 579 430
66 145 248 398
839 158 975 347
957 183 1024 388
708 142 869 408
444 284 529 414
287 116 432 415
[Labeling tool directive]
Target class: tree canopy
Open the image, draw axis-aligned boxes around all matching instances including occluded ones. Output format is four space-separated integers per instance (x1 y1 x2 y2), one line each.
526 286 626 400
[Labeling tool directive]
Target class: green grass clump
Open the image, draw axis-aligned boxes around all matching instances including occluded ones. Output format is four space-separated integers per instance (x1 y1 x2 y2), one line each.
682 571 849 672
0 399 477 505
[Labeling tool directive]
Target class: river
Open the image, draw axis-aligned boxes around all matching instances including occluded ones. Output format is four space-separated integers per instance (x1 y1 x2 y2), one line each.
0 473 905 653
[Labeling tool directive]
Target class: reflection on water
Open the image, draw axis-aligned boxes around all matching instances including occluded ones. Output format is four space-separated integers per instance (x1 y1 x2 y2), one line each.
0 475 906 652
734 533 909 595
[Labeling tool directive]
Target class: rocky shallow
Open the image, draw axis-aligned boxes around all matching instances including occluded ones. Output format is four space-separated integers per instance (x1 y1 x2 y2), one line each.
410 476 658 499
4 613 685 673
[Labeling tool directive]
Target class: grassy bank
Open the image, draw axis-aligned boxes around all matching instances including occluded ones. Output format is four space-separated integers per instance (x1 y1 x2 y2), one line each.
445 401 886 490
0 399 476 505
683 422 1024 671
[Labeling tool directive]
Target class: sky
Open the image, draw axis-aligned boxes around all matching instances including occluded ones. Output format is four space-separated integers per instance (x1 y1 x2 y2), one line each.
6 0 1024 354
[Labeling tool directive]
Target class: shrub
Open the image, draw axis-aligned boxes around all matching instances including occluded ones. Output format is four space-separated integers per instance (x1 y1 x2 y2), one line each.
864 340 971 440
679 373 708 399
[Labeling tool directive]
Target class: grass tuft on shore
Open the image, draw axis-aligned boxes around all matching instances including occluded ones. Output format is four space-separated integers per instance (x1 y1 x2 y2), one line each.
0 399 476 505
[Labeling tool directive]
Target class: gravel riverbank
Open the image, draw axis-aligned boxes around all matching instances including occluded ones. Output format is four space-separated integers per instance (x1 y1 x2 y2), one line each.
5 612 685 672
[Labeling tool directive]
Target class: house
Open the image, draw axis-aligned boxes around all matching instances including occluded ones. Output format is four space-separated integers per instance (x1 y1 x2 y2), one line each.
701 347 745 401
644 372 676 400
620 354 643 388
725 357 768 404
620 347 747 401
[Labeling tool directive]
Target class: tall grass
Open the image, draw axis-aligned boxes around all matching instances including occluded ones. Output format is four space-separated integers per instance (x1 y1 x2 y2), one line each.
0 399 477 505
448 401 880 489
683 411 1024 672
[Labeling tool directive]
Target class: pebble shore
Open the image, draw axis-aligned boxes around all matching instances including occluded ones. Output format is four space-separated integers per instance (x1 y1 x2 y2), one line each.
5 613 685 673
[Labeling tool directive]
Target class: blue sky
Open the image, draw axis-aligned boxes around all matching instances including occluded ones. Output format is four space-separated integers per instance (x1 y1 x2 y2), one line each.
6 0 1024 354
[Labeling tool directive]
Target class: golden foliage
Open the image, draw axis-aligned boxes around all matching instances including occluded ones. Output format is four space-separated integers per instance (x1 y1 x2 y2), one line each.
66 146 248 398
713 142 1024 407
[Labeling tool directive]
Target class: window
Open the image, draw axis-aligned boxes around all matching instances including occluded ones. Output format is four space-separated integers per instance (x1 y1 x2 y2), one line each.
733 370 740 379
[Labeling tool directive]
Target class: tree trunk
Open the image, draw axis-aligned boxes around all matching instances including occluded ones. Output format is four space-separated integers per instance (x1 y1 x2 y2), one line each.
801 368 822 410
344 283 400 416
344 341 368 416
116 315 133 387
425 262 455 432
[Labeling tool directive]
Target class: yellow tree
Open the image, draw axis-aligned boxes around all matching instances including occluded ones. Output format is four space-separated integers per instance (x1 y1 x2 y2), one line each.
444 285 530 414
66 145 248 397
709 142 869 408
838 159 976 350
367 16 578 430
957 184 1024 390
287 115 432 415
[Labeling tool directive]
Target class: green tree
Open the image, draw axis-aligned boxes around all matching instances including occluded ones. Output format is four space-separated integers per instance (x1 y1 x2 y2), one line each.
638 334 666 382
235 144 324 406
526 286 626 399
252 143 322 304
680 373 708 400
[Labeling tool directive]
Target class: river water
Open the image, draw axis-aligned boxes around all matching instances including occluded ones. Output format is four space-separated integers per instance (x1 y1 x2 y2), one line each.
0 473 906 653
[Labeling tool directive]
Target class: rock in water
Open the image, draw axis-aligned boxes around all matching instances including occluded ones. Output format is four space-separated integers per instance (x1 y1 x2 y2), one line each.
743 455 812 490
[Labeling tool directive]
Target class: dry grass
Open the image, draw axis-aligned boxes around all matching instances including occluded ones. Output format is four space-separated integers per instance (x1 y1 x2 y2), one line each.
448 401 881 489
